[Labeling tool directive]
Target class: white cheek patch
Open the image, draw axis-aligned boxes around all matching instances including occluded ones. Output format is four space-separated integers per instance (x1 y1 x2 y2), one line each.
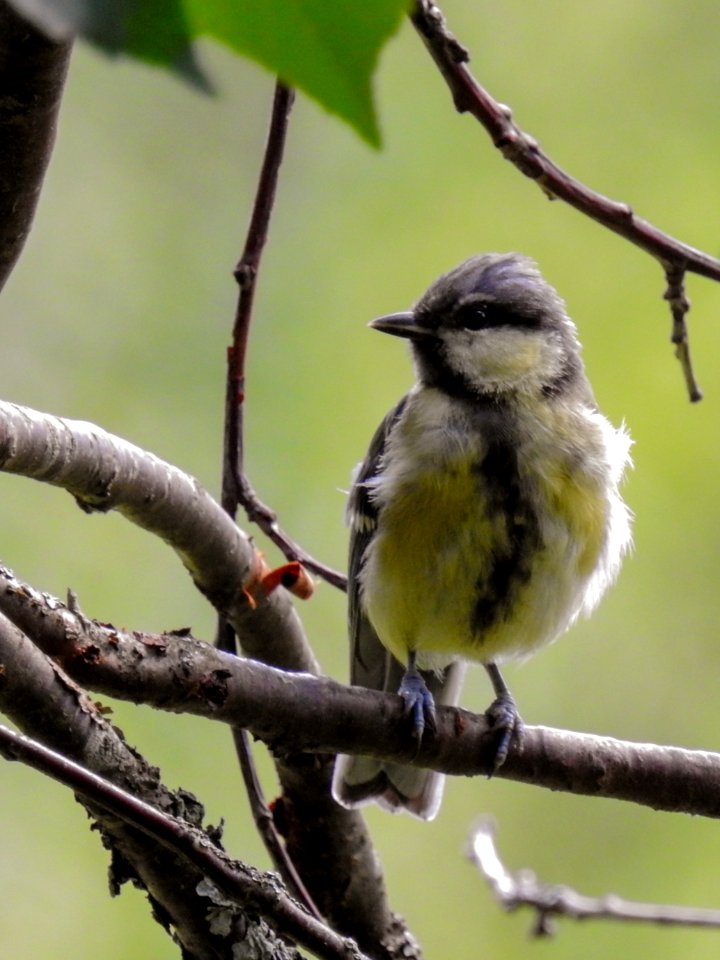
441 327 565 393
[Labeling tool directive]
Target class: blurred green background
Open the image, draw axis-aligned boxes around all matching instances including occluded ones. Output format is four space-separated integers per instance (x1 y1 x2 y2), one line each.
3 1 720 957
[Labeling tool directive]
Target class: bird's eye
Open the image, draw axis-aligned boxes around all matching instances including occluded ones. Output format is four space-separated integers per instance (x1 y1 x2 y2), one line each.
454 302 505 331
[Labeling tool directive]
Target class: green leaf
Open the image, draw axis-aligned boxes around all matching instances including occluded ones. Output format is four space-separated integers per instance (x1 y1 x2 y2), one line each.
185 0 410 146
7 0 409 145
6 0 211 90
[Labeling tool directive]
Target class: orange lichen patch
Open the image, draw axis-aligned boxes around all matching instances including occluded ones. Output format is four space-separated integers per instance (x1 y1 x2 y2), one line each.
241 550 270 608
260 561 315 599
243 551 315 606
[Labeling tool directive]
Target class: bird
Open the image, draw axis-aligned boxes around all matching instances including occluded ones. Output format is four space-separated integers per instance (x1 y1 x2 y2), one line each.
331 252 632 820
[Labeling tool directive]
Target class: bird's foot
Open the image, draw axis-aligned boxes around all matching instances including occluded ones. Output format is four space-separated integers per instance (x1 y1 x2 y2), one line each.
484 692 523 775
398 668 437 741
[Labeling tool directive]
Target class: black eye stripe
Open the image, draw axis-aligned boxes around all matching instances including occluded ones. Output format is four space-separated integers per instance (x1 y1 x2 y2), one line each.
453 302 511 330
452 300 543 331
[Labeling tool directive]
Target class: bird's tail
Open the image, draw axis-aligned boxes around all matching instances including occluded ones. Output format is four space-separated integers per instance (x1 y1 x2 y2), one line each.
332 654 466 821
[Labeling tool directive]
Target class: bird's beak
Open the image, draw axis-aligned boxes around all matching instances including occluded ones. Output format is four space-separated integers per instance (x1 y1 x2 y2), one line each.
368 311 435 341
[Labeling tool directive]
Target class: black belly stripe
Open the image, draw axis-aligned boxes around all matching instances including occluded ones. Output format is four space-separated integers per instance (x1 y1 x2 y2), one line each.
470 426 542 638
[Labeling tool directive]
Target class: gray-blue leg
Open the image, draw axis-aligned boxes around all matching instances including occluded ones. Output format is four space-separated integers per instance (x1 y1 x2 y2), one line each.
398 651 437 739
484 663 523 772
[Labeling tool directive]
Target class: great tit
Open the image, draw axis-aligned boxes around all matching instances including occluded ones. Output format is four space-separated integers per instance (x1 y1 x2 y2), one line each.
332 253 632 820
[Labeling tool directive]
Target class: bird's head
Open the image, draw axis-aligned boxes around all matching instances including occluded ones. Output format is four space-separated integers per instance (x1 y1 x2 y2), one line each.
370 253 585 400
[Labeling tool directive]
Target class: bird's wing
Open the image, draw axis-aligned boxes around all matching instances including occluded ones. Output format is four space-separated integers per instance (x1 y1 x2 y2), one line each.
336 393 468 819
346 394 408 689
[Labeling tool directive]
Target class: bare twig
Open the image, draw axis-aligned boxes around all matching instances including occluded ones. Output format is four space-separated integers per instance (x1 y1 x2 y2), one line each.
220 611 321 914
468 817 720 935
222 80 345 591
232 726 324 919
219 81 304 893
6 568 720 822
217 80 405 957
409 0 716 401
664 265 702 402
229 474 348 591
217 80 339 921
223 80 293 515
0 721 367 960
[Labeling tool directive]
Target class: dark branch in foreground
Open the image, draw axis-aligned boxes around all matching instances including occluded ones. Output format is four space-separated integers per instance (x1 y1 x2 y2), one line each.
468 817 720 935
410 0 716 401
0 2 72 293
4 568 720 821
0 721 367 960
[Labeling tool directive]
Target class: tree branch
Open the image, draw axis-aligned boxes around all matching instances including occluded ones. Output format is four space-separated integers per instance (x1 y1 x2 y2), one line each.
409 0 717 401
409 0 720 281
467 817 720 935
0 397 318 673
0 405 417 959
0 2 72 293
0 610 288 959
0 719 370 960
4 569 720 821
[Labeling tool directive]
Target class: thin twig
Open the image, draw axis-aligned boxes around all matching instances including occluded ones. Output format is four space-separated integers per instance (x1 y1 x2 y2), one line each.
409 0 715 401
218 80 330 921
664 264 703 402
222 80 346 590
0 722 367 960
217 617 308 901
232 725 324 920
224 81 295 501
468 817 720 935
231 476 348 591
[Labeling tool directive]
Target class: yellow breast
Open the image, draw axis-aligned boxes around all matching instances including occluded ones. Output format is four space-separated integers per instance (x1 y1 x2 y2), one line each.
363 456 503 666
358 390 629 670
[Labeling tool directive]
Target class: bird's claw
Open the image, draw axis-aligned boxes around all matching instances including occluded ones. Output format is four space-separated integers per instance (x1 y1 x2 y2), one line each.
398 670 436 740
484 693 523 775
